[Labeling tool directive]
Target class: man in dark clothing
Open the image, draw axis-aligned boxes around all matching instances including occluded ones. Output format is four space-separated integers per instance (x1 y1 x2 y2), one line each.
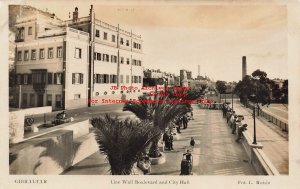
168 134 174 150
182 114 188 129
175 117 182 133
163 132 169 150
236 124 247 143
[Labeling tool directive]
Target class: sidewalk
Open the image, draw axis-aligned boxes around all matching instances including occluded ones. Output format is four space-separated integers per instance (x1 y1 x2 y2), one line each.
231 100 289 175
63 104 256 175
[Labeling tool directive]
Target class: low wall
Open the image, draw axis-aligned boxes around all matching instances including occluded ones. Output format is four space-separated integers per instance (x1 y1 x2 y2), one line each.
9 119 99 175
259 109 288 132
9 111 25 143
10 130 74 174
240 130 280 175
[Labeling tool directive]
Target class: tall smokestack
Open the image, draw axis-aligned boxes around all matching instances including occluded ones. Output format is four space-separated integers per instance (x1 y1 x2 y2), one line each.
242 56 247 79
198 65 200 77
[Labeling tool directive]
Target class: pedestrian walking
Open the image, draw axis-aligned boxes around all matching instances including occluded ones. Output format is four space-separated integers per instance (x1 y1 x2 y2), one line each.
169 133 174 150
163 132 169 150
231 115 238 134
190 137 195 148
175 117 182 133
182 114 189 129
226 110 232 123
229 111 236 128
190 111 194 120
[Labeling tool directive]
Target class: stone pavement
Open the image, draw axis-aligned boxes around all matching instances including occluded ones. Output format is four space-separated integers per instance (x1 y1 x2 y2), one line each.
63 104 257 175
231 100 288 175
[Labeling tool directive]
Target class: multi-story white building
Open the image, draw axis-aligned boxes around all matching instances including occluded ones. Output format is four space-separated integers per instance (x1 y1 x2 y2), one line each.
13 5 143 110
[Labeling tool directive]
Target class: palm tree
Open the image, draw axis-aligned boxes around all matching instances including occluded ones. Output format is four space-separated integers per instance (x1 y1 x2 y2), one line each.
91 114 160 175
123 89 200 158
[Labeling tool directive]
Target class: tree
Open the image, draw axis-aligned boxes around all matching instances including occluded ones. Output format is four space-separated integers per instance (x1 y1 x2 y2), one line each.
281 80 288 104
91 114 161 175
215 80 227 94
234 70 271 106
123 89 200 158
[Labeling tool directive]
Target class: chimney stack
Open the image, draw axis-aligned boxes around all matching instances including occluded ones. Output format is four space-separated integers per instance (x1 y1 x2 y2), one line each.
242 56 247 79
73 7 78 22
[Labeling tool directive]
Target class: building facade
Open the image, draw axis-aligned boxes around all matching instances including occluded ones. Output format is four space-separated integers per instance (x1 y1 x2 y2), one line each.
13 5 143 110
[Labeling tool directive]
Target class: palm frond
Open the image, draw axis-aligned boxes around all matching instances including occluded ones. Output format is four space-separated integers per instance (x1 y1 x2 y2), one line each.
91 114 161 175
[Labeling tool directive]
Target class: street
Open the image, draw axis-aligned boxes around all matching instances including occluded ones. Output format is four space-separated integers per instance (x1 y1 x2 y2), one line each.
63 104 257 175
231 100 288 174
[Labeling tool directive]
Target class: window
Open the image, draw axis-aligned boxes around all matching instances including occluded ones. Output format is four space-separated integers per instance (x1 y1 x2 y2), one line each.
22 93 27 107
104 74 109 83
55 95 61 108
27 74 32 84
74 94 81 100
120 75 124 84
97 53 101 61
48 48 54 59
32 72 46 84
54 73 63 85
16 27 25 41
57 47 62 58
134 76 139 83
104 32 107 40
110 75 117 83
95 74 104 83
28 26 32 35
31 49 36 60
23 74 28 84
126 40 129 46
112 35 115 42
39 49 45 59
72 73 83 84
30 94 35 106
120 37 124 45
111 55 117 63
48 73 53 84
132 59 136 66
138 76 142 83
126 58 130 65
126 75 129 83
47 94 52 106
24 50 29 61
96 30 100 37
17 51 22 61
16 75 21 84
103 54 109 62
75 48 82 59
120 57 124 64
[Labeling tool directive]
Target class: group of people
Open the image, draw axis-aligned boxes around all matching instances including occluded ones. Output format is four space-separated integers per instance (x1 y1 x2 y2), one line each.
162 131 174 151
174 112 192 134
222 103 248 143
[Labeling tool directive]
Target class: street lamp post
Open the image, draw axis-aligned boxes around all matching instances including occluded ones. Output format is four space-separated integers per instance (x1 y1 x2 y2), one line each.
231 89 233 110
252 106 257 144
251 87 258 145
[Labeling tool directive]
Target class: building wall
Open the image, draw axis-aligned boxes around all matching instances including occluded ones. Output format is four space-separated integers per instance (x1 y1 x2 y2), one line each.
15 33 65 110
13 8 143 110
64 29 89 110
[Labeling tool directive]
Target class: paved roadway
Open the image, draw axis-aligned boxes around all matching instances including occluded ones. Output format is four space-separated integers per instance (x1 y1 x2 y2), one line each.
63 104 257 175
231 100 288 175
260 103 288 122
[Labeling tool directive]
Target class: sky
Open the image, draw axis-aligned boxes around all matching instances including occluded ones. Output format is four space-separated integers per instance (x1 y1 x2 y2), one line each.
29 1 288 82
